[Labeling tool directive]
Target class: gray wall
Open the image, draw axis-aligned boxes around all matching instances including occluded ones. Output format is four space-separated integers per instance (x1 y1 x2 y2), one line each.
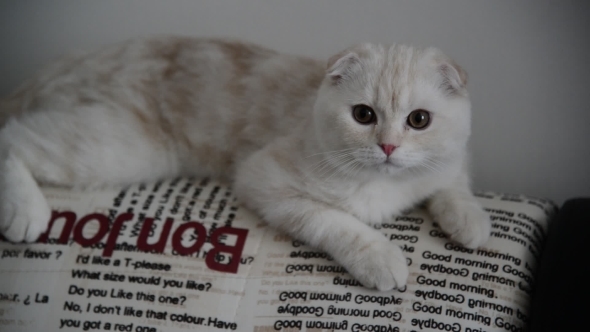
1 0 589 205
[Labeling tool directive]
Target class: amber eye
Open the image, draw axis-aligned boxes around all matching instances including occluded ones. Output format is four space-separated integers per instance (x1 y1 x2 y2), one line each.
352 105 376 124
407 109 431 129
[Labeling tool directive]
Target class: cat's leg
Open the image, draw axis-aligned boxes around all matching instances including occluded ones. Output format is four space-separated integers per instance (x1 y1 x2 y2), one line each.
427 173 491 249
0 107 180 242
254 198 408 290
234 145 408 291
0 150 51 242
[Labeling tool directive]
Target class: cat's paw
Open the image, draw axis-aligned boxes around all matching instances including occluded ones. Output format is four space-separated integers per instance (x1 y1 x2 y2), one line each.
434 200 491 249
346 241 408 291
0 152 52 243
0 190 51 243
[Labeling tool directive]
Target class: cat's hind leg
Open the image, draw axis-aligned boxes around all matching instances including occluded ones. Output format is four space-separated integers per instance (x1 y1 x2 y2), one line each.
0 105 180 242
0 149 51 242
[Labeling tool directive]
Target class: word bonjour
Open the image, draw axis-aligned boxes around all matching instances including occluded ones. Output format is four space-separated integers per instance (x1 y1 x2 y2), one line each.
38 211 248 273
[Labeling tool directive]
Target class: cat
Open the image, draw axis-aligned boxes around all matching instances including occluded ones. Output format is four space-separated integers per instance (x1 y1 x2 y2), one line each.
0 36 490 291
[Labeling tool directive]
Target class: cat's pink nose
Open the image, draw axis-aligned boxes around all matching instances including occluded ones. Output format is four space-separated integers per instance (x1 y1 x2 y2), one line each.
380 144 397 156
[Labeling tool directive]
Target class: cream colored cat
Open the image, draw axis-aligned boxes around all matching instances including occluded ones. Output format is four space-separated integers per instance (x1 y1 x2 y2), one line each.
0 36 490 291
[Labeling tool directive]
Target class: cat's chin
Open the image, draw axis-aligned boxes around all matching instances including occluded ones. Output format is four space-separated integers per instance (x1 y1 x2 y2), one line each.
370 159 430 178
373 162 406 176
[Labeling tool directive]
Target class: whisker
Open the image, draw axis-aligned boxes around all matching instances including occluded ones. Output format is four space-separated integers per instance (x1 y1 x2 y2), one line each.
309 150 355 167
321 154 359 180
341 160 360 179
419 158 446 174
306 151 354 172
325 158 357 181
310 153 354 175
349 161 365 179
304 152 357 181
304 147 357 159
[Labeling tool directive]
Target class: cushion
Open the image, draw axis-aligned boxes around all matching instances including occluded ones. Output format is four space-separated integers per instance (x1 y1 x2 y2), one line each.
0 178 557 331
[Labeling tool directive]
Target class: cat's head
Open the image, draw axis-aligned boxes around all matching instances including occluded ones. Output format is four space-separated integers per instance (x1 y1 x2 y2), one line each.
312 43 471 177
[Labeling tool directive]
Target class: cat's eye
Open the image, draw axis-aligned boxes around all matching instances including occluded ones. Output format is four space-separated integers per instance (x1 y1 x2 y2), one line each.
407 109 431 129
352 105 376 124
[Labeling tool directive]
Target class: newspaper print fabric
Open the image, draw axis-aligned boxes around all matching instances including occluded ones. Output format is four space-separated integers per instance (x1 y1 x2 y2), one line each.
0 178 556 332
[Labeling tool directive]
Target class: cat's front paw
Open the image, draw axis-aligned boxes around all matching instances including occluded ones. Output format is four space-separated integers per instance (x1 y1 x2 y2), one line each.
0 192 51 243
345 241 408 291
433 200 491 249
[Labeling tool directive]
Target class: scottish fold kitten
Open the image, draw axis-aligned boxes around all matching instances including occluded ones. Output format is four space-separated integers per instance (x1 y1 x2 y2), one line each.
0 37 490 291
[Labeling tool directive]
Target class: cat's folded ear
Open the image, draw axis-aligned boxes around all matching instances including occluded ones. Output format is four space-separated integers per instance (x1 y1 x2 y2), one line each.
326 44 371 84
440 59 468 93
424 46 468 95
434 53 468 95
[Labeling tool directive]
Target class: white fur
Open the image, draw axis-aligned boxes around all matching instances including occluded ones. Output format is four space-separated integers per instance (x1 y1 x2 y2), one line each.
0 37 490 290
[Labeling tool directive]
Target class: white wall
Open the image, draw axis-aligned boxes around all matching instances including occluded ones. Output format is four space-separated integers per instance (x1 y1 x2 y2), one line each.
1 0 589 205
